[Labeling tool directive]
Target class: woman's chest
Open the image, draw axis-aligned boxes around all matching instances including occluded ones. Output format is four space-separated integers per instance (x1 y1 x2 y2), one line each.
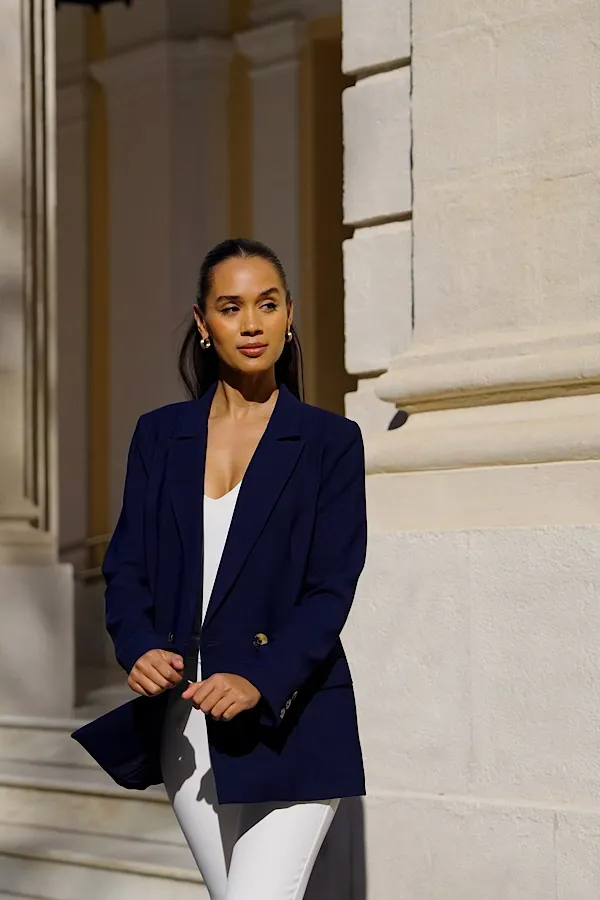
204 416 271 499
146 433 321 560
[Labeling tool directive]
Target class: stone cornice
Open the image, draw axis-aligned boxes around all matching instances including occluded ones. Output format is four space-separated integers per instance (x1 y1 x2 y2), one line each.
375 327 600 413
91 37 232 90
235 19 305 69
251 0 340 24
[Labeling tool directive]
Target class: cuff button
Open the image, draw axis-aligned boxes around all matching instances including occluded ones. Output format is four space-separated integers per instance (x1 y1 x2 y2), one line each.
253 633 269 647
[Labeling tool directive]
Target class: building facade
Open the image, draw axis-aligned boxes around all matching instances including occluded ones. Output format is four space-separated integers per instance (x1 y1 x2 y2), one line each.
1 0 600 897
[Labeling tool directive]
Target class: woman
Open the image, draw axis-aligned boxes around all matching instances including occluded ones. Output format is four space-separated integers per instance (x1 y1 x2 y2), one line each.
74 239 366 900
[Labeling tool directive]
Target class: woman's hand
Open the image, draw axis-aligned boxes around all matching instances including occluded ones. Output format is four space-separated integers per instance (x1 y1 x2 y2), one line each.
182 673 261 721
128 649 184 696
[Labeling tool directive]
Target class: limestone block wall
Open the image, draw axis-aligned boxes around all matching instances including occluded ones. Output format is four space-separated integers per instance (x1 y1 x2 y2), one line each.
342 1 600 897
0 0 74 717
341 0 410 430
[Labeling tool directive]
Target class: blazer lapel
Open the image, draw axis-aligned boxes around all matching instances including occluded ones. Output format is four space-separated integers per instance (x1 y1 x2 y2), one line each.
202 386 305 629
167 383 216 622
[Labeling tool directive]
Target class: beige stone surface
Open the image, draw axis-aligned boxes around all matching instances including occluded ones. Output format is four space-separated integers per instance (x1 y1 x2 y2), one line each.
343 69 412 225
411 0 600 349
0 2 25 513
362 793 558 899
343 222 412 374
366 460 600 532
345 379 396 435
0 565 74 717
342 0 411 74
347 524 600 803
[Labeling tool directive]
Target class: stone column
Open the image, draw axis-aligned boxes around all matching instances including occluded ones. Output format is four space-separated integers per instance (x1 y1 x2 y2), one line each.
55 7 89 586
92 35 232 525
236 18 305 318
342 0 600 896
0 0 74 717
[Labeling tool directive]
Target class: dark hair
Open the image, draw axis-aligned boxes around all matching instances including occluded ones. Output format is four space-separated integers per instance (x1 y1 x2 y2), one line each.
178 238 303 400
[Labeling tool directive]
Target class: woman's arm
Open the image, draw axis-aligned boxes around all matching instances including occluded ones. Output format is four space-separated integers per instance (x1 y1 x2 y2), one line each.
232 419 367 725
104 416 172 674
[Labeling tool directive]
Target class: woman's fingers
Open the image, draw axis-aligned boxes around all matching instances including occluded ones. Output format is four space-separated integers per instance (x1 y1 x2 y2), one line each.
140 665 170 691
181 679 204 700
164 652 184 671
129 649 184 696
182 679 239 720
197 683 220 714
183 679 223 713
181 674 259 717
210 696 239 721
128 671 163 696
151 657 182 685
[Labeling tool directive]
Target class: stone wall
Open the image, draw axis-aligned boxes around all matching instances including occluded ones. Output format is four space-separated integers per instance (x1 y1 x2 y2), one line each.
342 1 600 897
0 0 73 717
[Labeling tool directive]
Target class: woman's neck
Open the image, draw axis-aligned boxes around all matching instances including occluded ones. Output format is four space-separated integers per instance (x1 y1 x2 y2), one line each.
211 372 278 420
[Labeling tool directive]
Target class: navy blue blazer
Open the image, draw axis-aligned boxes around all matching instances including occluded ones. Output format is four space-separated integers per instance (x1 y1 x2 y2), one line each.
72 383 367 804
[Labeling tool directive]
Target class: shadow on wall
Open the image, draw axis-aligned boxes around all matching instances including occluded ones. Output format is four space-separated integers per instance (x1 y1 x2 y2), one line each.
305 797 366 900
388 410 409 431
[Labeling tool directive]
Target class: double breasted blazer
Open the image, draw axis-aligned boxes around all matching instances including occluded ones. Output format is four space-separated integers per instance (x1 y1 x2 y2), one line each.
72 383 367 804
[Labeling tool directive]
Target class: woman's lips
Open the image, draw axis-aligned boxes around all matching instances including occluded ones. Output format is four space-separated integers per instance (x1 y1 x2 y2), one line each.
238 344 268 358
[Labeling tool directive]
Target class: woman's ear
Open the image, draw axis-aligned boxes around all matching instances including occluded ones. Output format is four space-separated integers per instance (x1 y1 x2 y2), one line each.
193 305 207 339
287 297 294 331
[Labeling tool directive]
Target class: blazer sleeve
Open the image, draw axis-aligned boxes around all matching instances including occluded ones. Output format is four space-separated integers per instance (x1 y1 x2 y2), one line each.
103 416 169 673
233 419 367 725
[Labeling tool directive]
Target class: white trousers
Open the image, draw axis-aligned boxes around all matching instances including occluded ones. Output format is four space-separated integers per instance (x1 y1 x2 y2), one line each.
160 664 339 900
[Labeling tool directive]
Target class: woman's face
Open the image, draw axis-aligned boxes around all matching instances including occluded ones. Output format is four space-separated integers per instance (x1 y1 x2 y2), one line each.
195 256 293 380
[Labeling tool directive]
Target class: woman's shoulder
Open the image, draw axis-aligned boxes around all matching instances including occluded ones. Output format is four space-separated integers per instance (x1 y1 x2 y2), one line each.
135 399 196 441
297 399 362 449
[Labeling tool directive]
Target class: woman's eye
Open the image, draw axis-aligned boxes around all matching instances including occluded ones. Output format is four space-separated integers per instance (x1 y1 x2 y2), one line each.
261 302 278 311
221 306 238 315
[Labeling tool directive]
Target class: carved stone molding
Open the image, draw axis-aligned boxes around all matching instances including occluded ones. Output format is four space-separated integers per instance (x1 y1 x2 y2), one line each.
365 392 600 476
375 326 600 413
251 0 340 25
235 19 305 72
91 36 232 92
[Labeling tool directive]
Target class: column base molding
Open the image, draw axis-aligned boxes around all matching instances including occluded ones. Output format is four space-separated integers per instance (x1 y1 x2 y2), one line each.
376 327 600 412
0 528 56 565
366 392 600 475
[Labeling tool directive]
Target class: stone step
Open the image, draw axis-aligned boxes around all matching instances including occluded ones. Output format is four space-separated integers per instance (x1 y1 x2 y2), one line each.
0 894 42 899
0 716 92 773
0 774 180 845
0 823 205 900
0 714 167 798
0 715 182 847
0 717 203 900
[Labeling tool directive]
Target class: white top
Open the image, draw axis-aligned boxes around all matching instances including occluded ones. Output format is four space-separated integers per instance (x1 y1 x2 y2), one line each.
201 482 242 626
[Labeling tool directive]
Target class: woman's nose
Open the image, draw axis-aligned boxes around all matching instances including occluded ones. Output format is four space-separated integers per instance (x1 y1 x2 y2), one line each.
241 318 262 335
